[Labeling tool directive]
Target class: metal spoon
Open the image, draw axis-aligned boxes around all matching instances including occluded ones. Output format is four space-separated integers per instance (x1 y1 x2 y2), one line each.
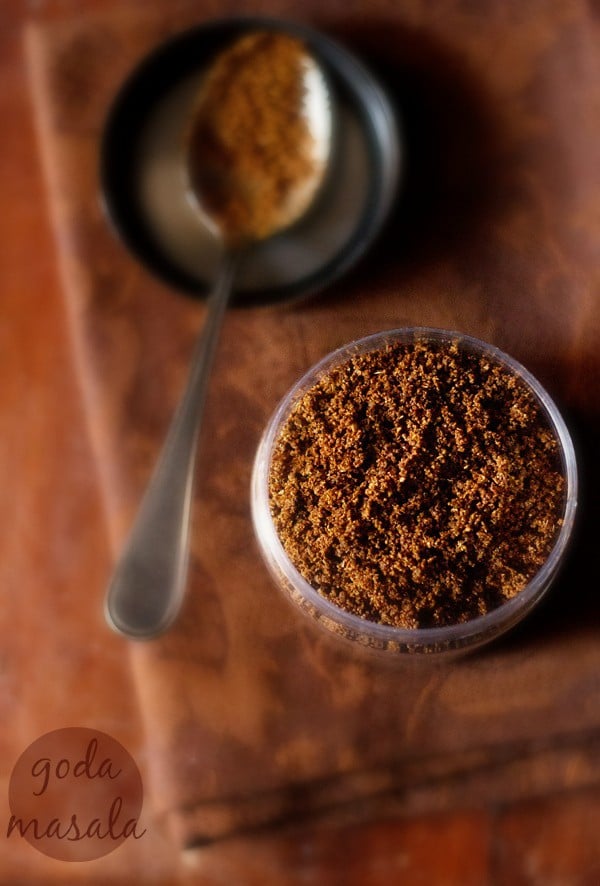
105 32 332 639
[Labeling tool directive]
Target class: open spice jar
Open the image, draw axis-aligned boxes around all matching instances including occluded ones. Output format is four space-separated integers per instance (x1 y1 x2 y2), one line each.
251 328 578 657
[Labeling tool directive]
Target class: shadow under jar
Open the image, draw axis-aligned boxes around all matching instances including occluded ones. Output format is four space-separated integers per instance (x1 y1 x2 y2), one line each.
251 328 578 658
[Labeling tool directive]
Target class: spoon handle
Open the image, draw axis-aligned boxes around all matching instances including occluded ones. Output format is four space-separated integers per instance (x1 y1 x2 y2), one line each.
104 252 239 639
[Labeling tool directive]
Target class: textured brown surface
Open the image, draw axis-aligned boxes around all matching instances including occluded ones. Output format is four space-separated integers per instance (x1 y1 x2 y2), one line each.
13 0 600 879
268 338 567 628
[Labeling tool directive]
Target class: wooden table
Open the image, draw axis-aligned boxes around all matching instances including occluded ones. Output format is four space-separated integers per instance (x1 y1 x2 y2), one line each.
2 1 599 883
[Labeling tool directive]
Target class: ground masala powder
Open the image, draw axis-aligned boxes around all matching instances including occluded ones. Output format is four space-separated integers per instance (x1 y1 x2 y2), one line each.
187 31 315 243
268 339 566 629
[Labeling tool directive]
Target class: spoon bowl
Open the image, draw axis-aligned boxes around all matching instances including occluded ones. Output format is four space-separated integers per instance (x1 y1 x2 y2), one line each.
184 31 333 246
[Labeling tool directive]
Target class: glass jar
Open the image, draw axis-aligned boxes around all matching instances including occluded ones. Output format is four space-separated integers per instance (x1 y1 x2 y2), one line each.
251 328 578 657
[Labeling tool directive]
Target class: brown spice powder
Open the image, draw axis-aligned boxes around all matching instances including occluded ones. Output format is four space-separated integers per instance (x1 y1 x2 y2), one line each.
268 339 566 629
187 31 315 244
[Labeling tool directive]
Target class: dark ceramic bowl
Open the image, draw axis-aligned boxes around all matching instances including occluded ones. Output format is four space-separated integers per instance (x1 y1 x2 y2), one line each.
100 16 401 306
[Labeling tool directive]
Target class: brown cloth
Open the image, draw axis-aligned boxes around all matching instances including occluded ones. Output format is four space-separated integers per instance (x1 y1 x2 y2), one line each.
26 0 600 850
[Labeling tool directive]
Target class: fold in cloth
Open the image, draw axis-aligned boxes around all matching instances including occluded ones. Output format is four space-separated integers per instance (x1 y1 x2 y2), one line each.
26 0 600 848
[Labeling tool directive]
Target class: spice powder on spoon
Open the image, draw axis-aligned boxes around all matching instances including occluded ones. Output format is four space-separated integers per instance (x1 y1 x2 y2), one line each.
187 31 318 244
268 338 567 629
